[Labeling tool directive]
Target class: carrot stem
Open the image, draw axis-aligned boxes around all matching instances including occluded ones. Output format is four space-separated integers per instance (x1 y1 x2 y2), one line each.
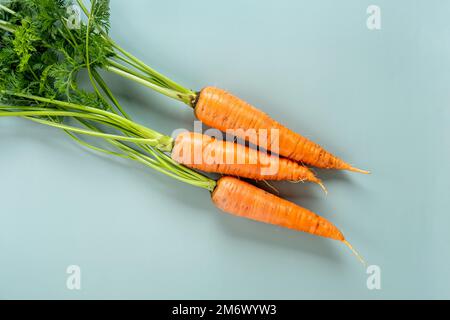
0 4 17 16
108 40 193 95
90 68 130 119
107 59 167 89
105 66 194 105
0 19 16 33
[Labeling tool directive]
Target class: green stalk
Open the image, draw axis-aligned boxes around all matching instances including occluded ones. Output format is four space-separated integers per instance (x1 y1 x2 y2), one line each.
71 118 216 190
78 74 206 182
0 105 214 189
109 40 193 95
112 55 158 82
72 114 214 187
0 19 16 33
0 105 143 138
0 105 146 142
65 130 131 160
0 110 161 145
91 68 130 119
61 118 215 190
3 91 171 145
76 0 89 16
107 58 168 89
0 4 16 16
61 17 79 46
85 0 111 110
127 150 215 190
106 66 193 106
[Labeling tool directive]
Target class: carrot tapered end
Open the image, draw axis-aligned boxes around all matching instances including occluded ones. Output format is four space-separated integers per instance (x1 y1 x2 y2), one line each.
317 180 328 195
343 240 367 267
348 166 371 174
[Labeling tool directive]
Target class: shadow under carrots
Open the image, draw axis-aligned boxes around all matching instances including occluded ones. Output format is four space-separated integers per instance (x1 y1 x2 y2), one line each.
314 168 355 184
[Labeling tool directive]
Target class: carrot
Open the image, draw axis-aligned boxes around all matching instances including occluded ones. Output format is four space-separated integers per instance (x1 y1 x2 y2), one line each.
172 132 326 192
212 176 364 263
213 176 342 239
195 87 369 173
1 2 368 175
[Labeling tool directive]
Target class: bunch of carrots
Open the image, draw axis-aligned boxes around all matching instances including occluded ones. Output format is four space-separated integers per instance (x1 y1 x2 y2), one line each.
0 0 368 262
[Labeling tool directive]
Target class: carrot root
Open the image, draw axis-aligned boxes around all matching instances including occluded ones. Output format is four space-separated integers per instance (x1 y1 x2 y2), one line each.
262 180 280 194
343 240 366 266
290 178 327 195
347 166 371 174
317 180 328 195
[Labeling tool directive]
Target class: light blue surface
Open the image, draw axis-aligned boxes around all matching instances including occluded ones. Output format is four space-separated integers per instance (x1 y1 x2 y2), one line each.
1 0 449 299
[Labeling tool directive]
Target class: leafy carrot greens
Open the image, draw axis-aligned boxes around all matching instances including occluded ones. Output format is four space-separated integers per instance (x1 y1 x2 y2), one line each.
0 0 215 191
0 0 196 109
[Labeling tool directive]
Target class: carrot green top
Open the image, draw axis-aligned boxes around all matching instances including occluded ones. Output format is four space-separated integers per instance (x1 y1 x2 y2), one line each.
0 0 197 109
0 1 215 192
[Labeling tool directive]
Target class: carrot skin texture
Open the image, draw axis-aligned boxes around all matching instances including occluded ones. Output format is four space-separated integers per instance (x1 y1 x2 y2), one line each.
195 87 364 172
172 132 322 184
212 176 344 240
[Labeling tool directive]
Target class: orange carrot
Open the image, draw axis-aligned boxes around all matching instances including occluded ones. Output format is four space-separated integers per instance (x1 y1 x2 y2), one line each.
195 87 368 173
212 176 341 239
212 176 364 262
172 132 326 191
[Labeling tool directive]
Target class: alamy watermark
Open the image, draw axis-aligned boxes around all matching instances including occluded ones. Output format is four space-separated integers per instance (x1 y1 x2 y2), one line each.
66 5 81 30
366 264 381 290
367 5 381 30
66 265 81 290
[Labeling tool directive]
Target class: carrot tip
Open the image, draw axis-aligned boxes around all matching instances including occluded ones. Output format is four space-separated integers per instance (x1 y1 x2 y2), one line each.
348 166 371 174
343 240 367 267
317 180 328 195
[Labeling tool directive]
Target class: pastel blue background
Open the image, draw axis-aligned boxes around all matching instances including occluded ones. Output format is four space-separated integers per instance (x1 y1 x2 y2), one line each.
1 0 448 299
